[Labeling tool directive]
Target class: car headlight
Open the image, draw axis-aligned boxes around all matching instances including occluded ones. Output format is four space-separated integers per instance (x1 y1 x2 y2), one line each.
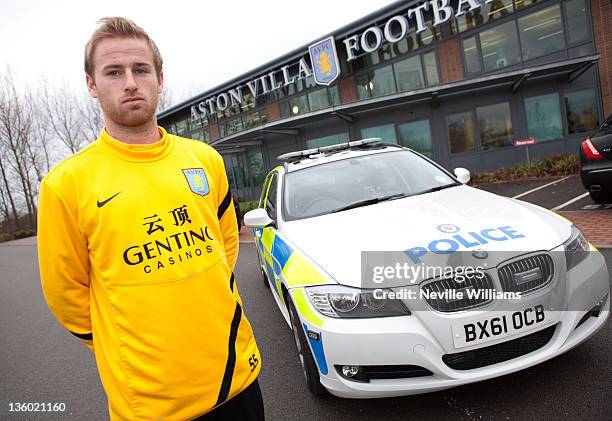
564 225 590 272
306 285 410 318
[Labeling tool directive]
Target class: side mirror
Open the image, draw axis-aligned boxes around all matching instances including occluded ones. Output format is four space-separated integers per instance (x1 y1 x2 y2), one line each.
453 167 471 184
244 208 275 228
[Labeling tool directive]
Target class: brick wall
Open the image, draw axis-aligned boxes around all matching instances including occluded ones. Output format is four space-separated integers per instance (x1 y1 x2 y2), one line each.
592 0 612 117
437 37 464 84
210 124 220 142
266 102 280 122
338 75 358 104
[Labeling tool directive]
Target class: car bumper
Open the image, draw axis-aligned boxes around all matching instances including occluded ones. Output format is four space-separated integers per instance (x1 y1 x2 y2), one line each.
291 251 610 398
580 161 612 193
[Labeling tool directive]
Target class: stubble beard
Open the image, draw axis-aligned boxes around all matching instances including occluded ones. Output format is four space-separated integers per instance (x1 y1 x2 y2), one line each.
100 95 159 128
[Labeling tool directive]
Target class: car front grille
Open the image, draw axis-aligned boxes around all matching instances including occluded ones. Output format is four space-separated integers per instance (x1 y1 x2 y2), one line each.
498 253 554 294
421 272 495 313
442 324 557 370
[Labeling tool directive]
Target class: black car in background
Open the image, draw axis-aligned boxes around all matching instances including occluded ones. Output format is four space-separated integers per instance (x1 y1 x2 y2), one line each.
580 114 612 204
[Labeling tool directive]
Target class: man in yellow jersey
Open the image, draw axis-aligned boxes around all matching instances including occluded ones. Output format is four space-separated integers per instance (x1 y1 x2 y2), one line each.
37 17 263 420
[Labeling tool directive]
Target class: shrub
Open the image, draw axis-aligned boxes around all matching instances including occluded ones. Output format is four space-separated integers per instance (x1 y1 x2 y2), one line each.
0 233 10 242
238 201 259 217
13 230 35 240
470 154 579 186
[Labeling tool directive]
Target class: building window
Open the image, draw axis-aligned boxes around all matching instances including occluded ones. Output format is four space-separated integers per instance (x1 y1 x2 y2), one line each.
219 117 243 138
394 55 424 92
565 0 590 45
564 89 599 134
518 5 565 61
398 120 433 157
279 85 339 118
417 15 442 46
447 111 477 153
462 36 481 74
452 0 514 33
516 0 541 10
280 95 310 118
524 93 563 141
306 132 349 149
355 65 397 99
189 129 211 143
308 88 331 112
361 124 398 144
350 11 442 73
246 146 266 188
190 116 204 130
176 119 188 136
224 154 247 191
422 51 440 86
243 110 268 130
328 86 340 106
480 20 521 72
476 102 513 150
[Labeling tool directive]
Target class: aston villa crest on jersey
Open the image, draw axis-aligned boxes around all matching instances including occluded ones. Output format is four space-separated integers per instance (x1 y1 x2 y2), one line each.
182 168 209 196
309 36 340 86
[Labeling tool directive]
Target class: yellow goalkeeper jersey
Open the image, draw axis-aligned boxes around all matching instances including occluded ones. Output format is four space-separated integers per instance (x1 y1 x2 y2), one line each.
37 127 261 420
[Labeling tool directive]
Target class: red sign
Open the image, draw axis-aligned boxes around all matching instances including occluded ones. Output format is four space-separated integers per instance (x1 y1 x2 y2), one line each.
513 137 537 147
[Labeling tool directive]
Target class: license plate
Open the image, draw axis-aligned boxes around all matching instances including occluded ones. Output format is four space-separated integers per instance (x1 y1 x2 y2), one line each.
451 304 553 349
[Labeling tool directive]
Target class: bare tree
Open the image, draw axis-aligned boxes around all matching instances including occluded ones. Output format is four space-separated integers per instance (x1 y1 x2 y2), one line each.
40 78 88 154
30 93 54 178
0 72 37 228
157 85 173 113
78 94 103 142
0 155 20 231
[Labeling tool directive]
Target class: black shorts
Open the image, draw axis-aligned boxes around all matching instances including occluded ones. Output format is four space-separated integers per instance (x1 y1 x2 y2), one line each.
193 378 265 421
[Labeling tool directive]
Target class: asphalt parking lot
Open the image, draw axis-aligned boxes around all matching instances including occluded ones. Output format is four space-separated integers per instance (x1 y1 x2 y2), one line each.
0 238 610 421
476 175 608 212
476 175 612 248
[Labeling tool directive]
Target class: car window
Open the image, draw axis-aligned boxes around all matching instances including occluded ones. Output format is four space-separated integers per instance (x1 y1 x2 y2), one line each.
283 150 456 221
598 114 612 135
265 173 278 221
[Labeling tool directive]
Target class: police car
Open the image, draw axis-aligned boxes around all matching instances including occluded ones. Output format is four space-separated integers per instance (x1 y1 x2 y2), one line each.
244 139 609 398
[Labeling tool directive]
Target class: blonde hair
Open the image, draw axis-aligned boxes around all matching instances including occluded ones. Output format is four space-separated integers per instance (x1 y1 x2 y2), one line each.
84 17 163 78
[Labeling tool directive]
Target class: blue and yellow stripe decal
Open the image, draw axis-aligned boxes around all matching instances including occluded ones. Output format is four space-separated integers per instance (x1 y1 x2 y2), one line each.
303 323 328 375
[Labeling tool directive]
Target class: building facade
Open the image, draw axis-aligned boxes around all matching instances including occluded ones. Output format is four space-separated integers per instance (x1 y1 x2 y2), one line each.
158 0 612 201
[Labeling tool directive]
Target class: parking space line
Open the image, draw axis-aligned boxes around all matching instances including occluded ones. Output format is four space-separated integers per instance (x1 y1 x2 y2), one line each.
551 192 591 211
512 176 572 199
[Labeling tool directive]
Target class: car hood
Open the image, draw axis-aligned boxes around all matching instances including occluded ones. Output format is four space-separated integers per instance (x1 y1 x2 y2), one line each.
281 185 572 287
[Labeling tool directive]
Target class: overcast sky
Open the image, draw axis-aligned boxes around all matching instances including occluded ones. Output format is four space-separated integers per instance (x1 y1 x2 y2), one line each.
0 0 398 105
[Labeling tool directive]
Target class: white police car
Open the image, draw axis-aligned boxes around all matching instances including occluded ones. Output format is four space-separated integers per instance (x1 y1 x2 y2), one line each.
244 139 609 398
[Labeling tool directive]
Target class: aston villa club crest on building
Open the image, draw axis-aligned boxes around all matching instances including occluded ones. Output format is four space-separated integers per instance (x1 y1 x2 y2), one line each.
182 168 209 196
308 36 340 86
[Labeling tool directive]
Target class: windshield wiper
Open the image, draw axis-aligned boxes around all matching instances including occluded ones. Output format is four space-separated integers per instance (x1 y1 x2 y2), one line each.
332 193 408 213
413 182 461 196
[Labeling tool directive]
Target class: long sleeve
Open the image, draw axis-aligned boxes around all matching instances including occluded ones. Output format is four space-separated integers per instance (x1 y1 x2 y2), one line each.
215 154 239 272
37 179 94 352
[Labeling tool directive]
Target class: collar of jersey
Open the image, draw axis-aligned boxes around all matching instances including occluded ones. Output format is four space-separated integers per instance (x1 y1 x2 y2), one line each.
96 126 175 162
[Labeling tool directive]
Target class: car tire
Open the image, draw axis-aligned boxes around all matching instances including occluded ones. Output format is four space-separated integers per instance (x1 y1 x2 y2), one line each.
261 267 270 289
589 190 612 204
287 298 327 396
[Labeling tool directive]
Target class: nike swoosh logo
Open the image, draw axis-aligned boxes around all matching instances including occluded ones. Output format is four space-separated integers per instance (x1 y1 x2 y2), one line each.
97 192 122 208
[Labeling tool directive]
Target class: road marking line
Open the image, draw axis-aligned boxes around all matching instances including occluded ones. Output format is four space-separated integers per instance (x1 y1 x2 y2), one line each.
551 192 590 211
512 176 572 199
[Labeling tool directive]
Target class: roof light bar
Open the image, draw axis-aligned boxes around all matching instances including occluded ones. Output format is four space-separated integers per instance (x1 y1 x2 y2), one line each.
277 138 382 161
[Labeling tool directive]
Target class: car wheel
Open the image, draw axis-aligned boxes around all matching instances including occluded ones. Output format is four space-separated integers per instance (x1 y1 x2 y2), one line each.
288 298 327 396
589 190 612 204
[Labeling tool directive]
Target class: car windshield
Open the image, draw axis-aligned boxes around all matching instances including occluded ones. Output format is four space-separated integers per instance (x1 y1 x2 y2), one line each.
283 150 458 221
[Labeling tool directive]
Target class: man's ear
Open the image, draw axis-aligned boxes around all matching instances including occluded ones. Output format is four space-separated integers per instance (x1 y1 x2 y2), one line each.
157 69 164 94
86 74 98 99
